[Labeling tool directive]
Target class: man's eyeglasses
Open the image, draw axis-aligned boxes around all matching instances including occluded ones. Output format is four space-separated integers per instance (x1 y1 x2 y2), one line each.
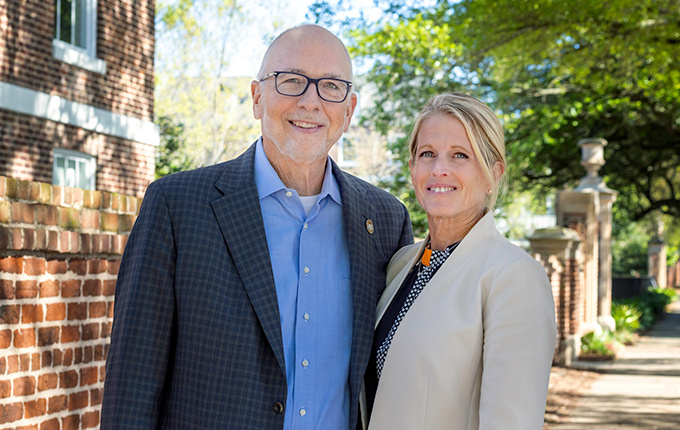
260 71 353 103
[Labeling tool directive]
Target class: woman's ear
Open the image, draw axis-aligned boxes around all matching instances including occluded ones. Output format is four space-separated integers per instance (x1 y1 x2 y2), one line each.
492 161 505 186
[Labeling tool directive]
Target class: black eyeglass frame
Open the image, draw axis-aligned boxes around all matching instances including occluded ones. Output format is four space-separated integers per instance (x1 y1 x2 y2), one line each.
260 71 353 103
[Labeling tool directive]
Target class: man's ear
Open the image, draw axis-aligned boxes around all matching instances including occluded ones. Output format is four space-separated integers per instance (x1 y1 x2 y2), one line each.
343 92 358 132
251 80 263 120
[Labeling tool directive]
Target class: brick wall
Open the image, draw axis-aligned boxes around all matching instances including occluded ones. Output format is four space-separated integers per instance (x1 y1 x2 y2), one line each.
0 110 155 199
0 0 156 198
0 0 155 121
0 176 139 429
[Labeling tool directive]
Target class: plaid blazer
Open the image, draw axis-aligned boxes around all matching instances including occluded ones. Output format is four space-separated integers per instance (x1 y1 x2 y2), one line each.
100 142 413 429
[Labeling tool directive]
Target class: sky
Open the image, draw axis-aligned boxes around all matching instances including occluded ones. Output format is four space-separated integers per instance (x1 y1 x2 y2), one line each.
222 0 382 77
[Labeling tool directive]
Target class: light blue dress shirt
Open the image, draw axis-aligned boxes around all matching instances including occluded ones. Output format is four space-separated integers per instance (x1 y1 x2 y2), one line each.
254 140 352 430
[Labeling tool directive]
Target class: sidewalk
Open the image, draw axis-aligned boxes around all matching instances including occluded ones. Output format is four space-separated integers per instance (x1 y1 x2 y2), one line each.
549 295 680 429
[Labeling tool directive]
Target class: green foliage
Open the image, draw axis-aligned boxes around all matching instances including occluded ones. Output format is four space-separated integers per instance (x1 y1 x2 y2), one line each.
312 0 680 234
612 221 651 276
615 287 677 331
155 115 197 179
611 302 641 333
580 330 619 357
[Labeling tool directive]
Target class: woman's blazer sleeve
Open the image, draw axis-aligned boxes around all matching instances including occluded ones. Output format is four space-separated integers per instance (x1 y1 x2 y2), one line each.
479 256 557 429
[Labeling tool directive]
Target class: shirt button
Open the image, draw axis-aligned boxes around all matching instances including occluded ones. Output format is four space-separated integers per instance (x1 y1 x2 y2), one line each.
304 267 310 274
299 408 306 417
303 312 310 321
303 222 308 229
286 191 293 197
301 359 309 368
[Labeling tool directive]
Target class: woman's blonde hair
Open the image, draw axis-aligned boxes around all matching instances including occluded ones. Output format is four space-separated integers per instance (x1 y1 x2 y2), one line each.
408 93 507 209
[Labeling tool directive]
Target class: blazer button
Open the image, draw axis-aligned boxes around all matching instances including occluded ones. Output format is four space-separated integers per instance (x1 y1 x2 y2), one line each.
273 402 284 414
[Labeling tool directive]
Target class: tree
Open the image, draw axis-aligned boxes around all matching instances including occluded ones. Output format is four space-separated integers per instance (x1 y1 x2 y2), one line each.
312 0 680 239
155 115 196 179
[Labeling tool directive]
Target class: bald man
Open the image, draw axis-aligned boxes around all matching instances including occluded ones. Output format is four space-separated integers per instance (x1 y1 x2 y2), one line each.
101 24 413 429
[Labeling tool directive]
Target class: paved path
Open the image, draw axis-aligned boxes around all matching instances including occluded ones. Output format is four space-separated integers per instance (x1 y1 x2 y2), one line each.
550 293 680 429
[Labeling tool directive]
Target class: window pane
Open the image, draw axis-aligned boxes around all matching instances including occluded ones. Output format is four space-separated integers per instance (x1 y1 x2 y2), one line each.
54 157 66 186
58 0 73 44
66 159 76 187
78 159 89 189
74 0 85 48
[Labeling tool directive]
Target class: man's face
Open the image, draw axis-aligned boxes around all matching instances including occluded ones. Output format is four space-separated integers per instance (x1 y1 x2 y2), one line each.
251 27 357 167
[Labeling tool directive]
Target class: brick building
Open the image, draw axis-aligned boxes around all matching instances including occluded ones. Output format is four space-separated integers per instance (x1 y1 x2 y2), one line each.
1 0 157 198
1 1 155 428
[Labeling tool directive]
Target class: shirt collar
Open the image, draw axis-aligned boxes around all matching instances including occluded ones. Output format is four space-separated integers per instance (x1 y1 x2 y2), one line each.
254 137 342 205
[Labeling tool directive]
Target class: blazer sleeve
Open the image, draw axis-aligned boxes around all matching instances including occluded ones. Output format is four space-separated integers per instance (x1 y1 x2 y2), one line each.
479 258 557 429
101 181 177 429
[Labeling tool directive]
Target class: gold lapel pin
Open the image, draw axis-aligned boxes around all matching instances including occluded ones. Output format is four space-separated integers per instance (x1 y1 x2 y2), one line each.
365 219 374 234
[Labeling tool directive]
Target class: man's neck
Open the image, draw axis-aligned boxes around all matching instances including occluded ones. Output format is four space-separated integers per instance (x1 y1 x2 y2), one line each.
263 146 328 196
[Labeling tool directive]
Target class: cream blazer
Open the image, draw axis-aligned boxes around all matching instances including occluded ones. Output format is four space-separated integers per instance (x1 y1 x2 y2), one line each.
364 212 557 430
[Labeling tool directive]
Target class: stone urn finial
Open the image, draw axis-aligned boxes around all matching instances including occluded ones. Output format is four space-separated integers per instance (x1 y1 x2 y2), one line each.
576 138 613 192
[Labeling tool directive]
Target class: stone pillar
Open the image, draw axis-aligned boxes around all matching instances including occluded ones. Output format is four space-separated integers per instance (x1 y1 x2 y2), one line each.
556 190 600 335
530 227 583 365
574 138 617 331
648 222 667 288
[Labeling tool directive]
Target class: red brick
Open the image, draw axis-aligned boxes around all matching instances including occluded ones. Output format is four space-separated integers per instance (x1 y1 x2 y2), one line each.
24 398 46 418
39 279 60 297
80 209 100 229
41 418 60 430
17 424 39 430
61 325 80 343
15 281 38 299
46 303 66 321
89 301 107 318
61 279 81 298
80 366 98 386
60 370 78 389
0 356 6 374
0 226 10 249
63 414 80 430
68 260 87 276
103 279 117 296
74 347 83 365
59 207 80 229
82 323 100 341
82 410 100 428
36 204 59 225
36 373 58 392
69 390 89 410
11 202 36 224
83 345 94 363
13 328 36 348
0 280 14 300
68 303 87 320
0 402 23 425
48 395 68 413
13 376 36 396
23 257 45 275
6 355 19 373
108 259 121 274
0 380 11 398
31 352 40 371
90 387 103 405
46 230 59 251
0 256 23 273
0 305 20 324
0 330 10 348
46 259 67 274
83 279 102 296
37 327 60 346
21 304 44 324
19 353 31 371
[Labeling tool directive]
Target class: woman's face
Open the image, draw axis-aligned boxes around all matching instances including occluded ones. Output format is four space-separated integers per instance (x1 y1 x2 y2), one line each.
409 114 492 223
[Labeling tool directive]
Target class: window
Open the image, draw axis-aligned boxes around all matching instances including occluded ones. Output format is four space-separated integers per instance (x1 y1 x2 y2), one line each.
53 149 96 190
53 0 105 74
337 137 359 168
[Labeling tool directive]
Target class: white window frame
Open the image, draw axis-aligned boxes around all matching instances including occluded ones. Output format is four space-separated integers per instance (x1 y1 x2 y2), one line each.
52 148 97 191
53 0 106 74
337 137 359 168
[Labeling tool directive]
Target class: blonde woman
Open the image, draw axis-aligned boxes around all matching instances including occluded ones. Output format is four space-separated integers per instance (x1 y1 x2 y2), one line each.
363 93 557 429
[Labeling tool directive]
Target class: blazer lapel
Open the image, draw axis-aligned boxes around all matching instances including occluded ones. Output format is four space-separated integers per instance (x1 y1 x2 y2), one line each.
210 143 285 372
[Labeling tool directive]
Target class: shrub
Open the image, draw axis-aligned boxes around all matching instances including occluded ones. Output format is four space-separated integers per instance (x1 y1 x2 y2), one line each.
580 331 621 357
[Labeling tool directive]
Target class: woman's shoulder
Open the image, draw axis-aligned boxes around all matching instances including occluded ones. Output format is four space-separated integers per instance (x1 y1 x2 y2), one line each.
386 241 424 286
